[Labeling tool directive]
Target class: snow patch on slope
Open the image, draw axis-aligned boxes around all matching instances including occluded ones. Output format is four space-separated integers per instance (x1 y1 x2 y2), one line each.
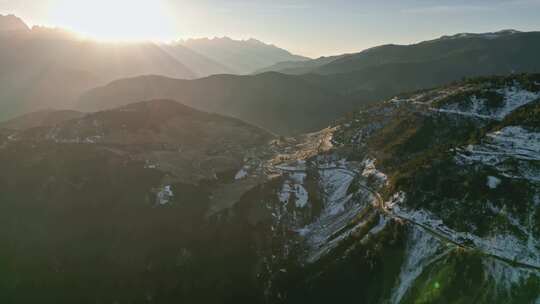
392 204 540 268
484 259 540 297
156 185 174 205
301 166 369 262
456 126 540 181
487 176 502 189
277 171 309 208
434 86 540 120
362 158 388 186
320 168 356 215
277 158 382 263
235 167 249 180
390 226 449 304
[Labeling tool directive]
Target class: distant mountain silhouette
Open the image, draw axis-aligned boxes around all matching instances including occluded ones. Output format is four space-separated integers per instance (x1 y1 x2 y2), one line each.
0 23 195 120
260 30 540 76
159 43 236 77
3 16 540 136
78 73 353 135
0 15 310 120
178 37 309 74
257 30 540 109
254 55 346 75
296 30 540 99
79 30 540 136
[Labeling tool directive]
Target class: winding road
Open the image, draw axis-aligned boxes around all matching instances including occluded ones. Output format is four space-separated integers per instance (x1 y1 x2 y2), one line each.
274 163 540 271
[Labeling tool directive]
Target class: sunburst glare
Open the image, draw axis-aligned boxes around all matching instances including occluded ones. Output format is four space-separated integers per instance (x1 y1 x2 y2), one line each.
48 0 175 41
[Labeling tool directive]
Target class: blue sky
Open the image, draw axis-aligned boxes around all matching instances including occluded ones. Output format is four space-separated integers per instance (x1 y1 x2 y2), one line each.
2 0 540 57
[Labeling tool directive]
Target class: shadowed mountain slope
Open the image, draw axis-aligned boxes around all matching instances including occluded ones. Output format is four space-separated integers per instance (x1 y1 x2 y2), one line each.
79 31 540 137
78 73 352 135
0 99 275 303
254 54 346 75
259 30 540 76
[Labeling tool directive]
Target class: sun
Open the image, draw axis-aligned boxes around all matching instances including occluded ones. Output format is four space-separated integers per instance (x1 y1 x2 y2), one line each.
49 0 176 41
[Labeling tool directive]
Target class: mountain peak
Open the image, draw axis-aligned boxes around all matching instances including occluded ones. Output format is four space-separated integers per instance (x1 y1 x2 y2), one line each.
0 14 29 32
176 36 308 74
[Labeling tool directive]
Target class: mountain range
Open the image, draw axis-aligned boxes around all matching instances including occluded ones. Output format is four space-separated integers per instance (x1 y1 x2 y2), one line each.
78 29 540 135
3 15 540 134
3 15 540 135
258 30 537 75
177 37 309 75
0 14 307 121
1 74 539 303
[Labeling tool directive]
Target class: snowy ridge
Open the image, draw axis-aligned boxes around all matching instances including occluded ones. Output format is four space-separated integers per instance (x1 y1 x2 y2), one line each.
456 126 540 181
300 158 392 262
302 194 373 262
389 198 540 268
274 158 383 263
434 86 540 120
300 165 368 262
319 167 356 215
430 108 493 120
439 30 521 41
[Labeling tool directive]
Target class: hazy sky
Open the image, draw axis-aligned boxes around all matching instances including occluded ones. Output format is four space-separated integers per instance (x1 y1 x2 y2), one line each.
1 0 540 57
